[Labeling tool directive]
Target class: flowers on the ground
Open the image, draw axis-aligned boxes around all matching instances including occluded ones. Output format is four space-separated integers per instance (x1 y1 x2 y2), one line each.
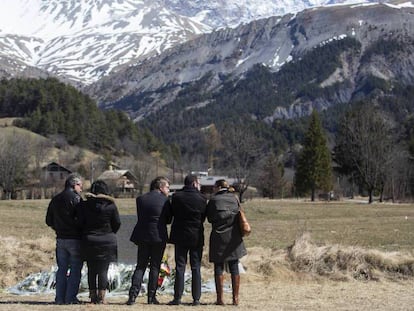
158 254 171 287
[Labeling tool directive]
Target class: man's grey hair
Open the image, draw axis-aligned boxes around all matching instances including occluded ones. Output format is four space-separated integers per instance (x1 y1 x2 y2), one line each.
65 173 82 188
150 176 170 191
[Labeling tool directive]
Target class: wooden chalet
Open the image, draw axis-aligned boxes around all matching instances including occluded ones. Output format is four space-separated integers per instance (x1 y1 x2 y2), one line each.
42 162 72 186
96 164 138 196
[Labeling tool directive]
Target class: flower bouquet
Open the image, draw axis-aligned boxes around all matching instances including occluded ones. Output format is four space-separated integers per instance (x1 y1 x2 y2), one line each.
158 254 171 287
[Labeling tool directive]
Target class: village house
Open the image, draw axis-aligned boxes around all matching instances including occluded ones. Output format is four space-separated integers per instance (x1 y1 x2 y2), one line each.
41 162 72 187
96 163 138 197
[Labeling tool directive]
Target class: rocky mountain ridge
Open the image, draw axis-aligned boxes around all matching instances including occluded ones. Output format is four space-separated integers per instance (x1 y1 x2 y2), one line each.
0 0 374 85
88 1 414 121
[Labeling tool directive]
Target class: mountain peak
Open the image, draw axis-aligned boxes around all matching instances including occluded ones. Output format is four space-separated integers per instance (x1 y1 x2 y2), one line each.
0 0 381 84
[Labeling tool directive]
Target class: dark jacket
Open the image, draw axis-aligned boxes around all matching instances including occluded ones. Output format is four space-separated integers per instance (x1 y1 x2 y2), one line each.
45 187 83 239
129 190 171 244
169 186 207 248
78 193 121 262
206 190 247 263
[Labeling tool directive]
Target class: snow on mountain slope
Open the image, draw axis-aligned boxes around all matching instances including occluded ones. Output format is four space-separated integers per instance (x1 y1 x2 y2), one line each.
0 0 377 85
86 1 414 123
162 0 372 28
0 0 210 84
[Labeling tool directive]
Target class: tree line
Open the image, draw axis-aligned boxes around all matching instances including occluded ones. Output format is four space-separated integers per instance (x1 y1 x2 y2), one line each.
0 77 163 155
134 36 414 202
0 77 166 199
299 104 414 203
0 78 412 201
0 33 414 201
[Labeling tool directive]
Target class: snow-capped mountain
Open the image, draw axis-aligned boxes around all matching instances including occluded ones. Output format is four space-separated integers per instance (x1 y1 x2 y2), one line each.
86 1 414 121
0 0 376 85
0 0 211 85
161 0 372 28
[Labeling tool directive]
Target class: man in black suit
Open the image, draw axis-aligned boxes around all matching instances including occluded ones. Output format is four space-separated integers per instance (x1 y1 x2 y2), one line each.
168 174 207 306
126 176 171 305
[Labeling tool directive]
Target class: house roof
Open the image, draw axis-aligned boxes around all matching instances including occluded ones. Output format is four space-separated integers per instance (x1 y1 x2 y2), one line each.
97 169 136 181
42 162 72 173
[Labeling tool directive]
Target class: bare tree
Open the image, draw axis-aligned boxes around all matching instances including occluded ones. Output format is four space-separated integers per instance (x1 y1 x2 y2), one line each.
258 152 286 199
120 156 152 195
33 139 52 181
0 131 33 199
383 146 412 202
163 143 183 184
133 161 152 195
334 104 395 203
220 124 262 202
201 124 221 174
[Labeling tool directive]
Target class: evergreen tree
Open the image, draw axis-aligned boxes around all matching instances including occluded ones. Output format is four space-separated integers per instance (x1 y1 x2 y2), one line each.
0 77 162 156
294 111 332 201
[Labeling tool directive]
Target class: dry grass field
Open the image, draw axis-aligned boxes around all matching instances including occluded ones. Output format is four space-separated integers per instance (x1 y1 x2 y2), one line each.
0 198 414 310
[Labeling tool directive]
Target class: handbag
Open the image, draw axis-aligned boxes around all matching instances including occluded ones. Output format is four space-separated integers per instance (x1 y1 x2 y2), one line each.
238 208 251 237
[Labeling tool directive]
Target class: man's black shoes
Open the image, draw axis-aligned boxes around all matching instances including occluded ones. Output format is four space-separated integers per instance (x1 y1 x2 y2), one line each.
167 299 181 305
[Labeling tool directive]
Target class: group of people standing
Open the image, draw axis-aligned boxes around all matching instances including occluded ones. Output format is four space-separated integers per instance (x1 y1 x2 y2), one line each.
46 173 247 306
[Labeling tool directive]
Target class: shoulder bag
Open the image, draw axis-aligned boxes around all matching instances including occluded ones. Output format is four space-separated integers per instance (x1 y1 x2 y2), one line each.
238 207 251 237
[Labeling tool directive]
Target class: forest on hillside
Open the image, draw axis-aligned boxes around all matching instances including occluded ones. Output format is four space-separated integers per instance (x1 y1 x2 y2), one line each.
0 36 413 201
137 36 414 201
0 77 163 156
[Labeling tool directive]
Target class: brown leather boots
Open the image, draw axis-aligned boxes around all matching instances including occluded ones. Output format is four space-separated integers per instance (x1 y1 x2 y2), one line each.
215 274 240 306
97 289 106 304
215 275 224 305
231 275 240 306
89 289 106 304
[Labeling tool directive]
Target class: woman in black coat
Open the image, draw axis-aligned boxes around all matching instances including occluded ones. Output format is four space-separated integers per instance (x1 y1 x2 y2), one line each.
79 180 121 304
206 179 247 306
